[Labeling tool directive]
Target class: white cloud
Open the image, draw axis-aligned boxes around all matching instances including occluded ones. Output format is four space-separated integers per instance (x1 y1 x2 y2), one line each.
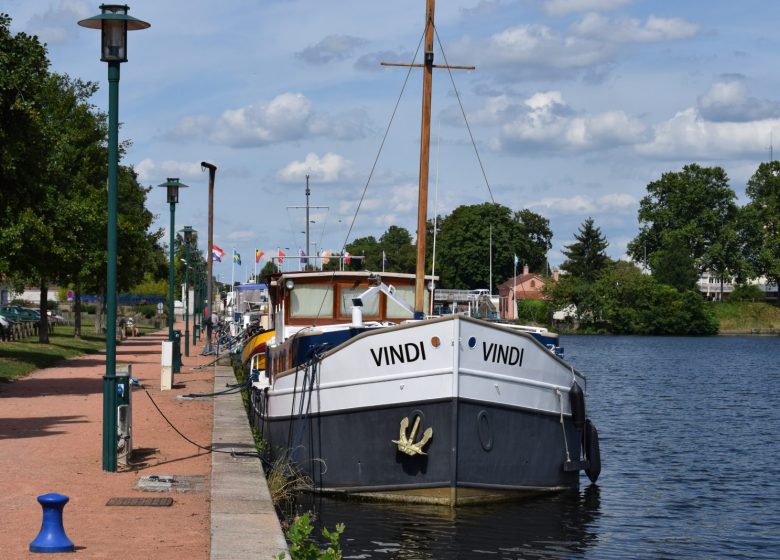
212 93 312 147
571 13 699 43
172 93 370 146
698 78 780 122
165 115 213 141
598 193 636 209
276 153 354 184
27 0 90 44
135 159 203 183
296 35 367 65
637 108 780 159
484 24 613 71
527 192 635 215
493 91 647 152
528 195 596 214
544 0 631 16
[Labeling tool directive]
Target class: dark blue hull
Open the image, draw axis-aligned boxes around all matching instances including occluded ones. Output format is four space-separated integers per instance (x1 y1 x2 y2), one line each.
250 390 583 504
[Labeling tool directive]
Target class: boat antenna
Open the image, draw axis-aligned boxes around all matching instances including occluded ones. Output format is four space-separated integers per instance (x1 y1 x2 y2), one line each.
287 175 327 268
382 0 474 317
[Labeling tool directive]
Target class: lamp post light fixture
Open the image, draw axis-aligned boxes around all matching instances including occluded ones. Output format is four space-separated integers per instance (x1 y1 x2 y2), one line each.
78 3 149 473
180 226 196 357
158 178 190 343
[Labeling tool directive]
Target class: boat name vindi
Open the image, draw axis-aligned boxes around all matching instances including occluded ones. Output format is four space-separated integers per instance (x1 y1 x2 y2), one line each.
369 340 525 368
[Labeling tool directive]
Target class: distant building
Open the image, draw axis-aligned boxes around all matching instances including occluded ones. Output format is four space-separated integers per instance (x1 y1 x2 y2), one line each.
497 265 552 320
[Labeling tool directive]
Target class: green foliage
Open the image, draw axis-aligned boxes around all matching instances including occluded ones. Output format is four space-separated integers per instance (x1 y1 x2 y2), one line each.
278 513 344 560
517 299 548 325
711 301 780 332
0 331 105 381
0 13 51 251
560 217 610 281
649 234 699 291
628 164 740 279
727 284 765 302
549 261 717 335
740 161 780 299
136 303 158 319
435 203 549 289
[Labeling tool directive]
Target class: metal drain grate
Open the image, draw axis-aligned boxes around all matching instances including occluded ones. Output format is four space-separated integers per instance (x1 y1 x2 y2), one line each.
106 497 173 507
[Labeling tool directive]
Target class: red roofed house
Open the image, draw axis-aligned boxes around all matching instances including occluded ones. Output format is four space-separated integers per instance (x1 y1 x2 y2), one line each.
497 265 550 320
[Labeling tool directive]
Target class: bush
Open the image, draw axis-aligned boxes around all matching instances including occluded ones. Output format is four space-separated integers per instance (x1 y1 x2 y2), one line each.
727 284 765 302
278 513 344 560
517 299 548 324
137 303 158 319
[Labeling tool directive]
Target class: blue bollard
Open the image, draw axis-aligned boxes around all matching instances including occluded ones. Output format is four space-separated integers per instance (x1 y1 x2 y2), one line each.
29 493 75 553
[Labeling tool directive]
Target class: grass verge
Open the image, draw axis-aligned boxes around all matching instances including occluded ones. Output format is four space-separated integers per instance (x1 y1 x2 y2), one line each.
711 302 780 333
0 331 106 382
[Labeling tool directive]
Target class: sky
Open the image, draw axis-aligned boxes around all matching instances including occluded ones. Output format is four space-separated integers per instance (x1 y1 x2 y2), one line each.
6 0 780 281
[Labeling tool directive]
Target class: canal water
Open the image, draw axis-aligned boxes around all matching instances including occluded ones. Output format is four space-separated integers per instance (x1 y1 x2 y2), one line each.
294 335 780 559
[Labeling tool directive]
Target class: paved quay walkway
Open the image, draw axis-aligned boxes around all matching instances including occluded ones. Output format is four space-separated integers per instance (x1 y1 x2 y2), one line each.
0 323 288 559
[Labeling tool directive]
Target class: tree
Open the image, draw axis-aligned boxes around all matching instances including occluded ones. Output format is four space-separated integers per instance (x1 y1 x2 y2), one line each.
560 217 610 281
436 203 532 290
344 236 379 270
379 226 415 273
741 161 780 304
514 209 553 273
628 164 740 283
0 71 106 341
649 232 699 292
0 13 50 247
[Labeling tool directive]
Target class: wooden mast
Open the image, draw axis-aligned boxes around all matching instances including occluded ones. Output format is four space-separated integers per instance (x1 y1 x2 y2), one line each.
382 0 473 317
414 0 436 316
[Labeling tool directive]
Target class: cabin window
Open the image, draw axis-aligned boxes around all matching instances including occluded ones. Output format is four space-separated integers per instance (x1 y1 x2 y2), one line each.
290 284 333 318
338 287 379 318
386 285 423 318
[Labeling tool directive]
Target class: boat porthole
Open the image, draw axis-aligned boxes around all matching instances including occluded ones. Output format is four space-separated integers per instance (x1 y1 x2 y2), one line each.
477 410 492 451
431 336 441 348
467 336 477 349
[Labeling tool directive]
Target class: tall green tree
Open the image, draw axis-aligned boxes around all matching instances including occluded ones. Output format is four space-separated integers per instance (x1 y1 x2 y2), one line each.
628 164 740 284
344 235 379 270
740 161 780 303
0 13 50 242
436 203 539 290
514 209 553 273
1 71 106 341
560 217 610 281
379 225 415 273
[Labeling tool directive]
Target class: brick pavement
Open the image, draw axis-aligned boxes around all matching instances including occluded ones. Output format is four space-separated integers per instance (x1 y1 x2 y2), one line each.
0 322 246 559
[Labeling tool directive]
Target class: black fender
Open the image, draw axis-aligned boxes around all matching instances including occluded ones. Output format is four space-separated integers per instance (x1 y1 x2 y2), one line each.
569 381 586 430
584 418 601 483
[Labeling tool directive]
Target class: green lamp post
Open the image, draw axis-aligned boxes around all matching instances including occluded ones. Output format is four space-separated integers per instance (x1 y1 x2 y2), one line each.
158 178 189 343
180 226 196 357
78 4 149 473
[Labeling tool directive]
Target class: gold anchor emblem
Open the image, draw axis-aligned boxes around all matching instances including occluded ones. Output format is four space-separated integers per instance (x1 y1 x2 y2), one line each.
393 415 433 456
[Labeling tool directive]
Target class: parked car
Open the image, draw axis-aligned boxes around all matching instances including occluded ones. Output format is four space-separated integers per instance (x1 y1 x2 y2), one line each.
0 305 40 322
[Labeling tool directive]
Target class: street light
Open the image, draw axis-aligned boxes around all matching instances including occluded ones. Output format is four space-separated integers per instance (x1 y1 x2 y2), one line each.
78 3 149 473
158 178 190 344
180 226 196 357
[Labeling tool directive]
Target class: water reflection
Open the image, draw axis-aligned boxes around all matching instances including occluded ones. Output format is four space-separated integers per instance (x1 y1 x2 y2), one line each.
291 484 601 559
